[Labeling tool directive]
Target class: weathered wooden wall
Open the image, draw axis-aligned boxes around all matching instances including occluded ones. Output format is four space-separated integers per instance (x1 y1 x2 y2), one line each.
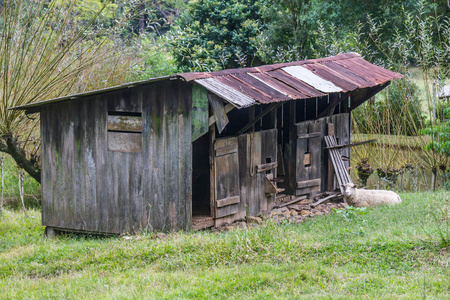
284 113 350 196
40 80 192 234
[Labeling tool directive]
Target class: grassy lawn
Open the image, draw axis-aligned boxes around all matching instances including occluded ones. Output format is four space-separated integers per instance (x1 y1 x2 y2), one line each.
1 192 449 299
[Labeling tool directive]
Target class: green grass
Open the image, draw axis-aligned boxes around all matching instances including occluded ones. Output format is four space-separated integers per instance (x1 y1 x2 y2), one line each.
1 192 449 299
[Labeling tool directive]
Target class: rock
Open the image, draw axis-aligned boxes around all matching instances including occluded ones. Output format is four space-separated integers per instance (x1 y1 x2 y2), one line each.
322 208 332 214
234 221 247 229
315 204 326 210
269 207 288 217
223 226 235 232
151 233 167 239
300 210 311 216
291 215 305 223
246 216 262 224
290 210 298 216
298 199 313 205
282 210 291 218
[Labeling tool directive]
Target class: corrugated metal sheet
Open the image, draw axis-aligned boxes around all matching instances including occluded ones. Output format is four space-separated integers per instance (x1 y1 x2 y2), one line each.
196 78 255 107
282 66 343 93
179 52 403 108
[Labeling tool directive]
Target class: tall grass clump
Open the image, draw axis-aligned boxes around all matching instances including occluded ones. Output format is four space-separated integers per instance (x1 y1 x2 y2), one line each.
0 0 138 184
314 0 450 190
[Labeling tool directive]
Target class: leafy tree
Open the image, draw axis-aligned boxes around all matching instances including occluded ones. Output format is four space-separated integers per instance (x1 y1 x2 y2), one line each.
131 34 179 79
170 0 266 71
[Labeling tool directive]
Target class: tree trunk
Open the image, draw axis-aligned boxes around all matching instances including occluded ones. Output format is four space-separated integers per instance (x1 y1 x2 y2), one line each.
431 168 437 192
1 134 41 183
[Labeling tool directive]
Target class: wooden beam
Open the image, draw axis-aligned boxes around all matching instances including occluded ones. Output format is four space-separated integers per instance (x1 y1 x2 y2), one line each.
350 82 390 111
208 93 229 134
256 162 278 173
236 102 282 136
208 103 234 127
316 93 350 119
324 139 377 150
25 107 41 115
311 194 341 208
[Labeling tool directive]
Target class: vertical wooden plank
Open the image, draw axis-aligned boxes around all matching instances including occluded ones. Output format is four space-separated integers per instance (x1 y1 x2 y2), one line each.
141 85 152 231
119 152 130 233
239 132 257 218
52 103 65 228
63 101 75 230
252 132 262 216
150 82 166 230
178 82 192 230
131 89 144 232
264 129 278 211
165 80 179 230
308 122 322 197
191 84 209 142
107 92 121 234
94 96 108 232
40 106 53 227
209 125 216 220
238 134 248 218
73 99 86 231
85 98 98 232
295 122 309 184
319 117 328 192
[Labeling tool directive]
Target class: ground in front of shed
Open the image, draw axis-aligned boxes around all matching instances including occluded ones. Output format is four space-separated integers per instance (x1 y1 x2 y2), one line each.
1 191 449 299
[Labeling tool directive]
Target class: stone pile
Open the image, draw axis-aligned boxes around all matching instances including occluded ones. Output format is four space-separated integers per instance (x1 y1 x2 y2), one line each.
217 197 347 231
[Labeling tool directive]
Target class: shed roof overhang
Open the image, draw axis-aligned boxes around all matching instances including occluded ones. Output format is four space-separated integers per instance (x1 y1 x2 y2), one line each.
10 52 402 113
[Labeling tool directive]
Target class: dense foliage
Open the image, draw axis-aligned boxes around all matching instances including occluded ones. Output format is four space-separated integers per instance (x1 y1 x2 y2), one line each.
169 0 266 71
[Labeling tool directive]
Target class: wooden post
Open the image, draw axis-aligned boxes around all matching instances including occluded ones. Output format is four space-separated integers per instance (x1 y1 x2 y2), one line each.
209 125 216 219
44 226 56 238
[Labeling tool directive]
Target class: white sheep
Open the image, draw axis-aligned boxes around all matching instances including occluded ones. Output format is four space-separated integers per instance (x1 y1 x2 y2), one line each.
341 183 402 207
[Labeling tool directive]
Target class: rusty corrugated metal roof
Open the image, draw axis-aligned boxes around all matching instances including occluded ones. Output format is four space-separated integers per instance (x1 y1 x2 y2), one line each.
180 52 403 108
11 52 402 111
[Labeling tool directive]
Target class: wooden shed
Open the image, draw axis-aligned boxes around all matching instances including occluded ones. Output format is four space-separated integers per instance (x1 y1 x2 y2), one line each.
12 53 402 234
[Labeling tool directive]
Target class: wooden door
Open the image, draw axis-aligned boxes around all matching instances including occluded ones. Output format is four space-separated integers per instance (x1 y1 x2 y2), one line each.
295 121 322 196
238 129 278 217
213 137 242 227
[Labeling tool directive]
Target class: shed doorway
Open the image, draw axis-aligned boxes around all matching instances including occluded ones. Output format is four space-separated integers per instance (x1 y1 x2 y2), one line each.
192 133 213 229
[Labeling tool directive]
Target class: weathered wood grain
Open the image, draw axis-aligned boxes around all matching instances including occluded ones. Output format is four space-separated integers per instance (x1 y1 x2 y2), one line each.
214 137 241 227
40 80 193 234
107 115 142 132
216 196 240 208
208 93 229 134
191 84 209 142
297 179 321 189
238 129 277 217
107 132 143 153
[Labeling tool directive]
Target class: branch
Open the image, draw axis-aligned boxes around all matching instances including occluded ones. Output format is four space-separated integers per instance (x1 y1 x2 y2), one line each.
3 134 41 183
